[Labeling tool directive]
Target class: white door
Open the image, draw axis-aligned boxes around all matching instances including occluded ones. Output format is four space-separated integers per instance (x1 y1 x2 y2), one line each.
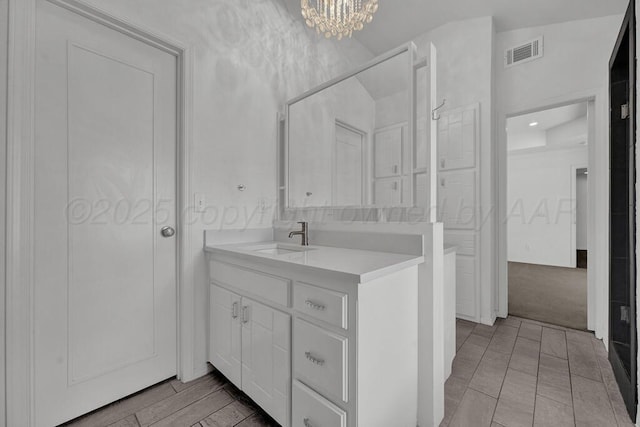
34 1 177 425
333 123 364 206
209 285 242 386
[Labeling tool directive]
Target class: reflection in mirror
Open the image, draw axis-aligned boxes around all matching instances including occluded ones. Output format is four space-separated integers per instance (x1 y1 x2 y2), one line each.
286 49 428 213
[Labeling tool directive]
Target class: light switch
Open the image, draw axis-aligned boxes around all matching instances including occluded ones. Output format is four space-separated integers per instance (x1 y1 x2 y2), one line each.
194 193 206 213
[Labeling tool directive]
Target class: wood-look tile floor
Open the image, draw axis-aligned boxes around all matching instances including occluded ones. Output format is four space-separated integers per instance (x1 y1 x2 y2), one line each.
63 316 635 427
62 369 278 427
444 316 635 427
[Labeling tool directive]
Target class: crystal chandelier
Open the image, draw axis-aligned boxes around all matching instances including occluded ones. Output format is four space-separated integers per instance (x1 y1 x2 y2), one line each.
301 0 379 40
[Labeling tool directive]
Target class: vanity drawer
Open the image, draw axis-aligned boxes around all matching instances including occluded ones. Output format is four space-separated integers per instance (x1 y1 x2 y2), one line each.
209 259 290 307
294 282 348 329
293 381 347 427
294 319 348 403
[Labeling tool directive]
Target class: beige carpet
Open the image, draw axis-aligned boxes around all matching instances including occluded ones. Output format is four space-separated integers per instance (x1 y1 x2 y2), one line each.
508 262 587 330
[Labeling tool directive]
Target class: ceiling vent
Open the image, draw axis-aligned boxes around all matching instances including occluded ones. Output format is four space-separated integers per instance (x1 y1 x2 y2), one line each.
505 37 544 68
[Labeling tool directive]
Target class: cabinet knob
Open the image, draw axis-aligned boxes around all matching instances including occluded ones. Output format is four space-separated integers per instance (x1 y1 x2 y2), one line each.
241 306 250 324
231 302 239 319
303 418 314 427
440 158 446 168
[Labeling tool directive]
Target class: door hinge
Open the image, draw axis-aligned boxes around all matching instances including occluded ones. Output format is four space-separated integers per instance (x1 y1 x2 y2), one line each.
621 305 630 323
621 103 630 119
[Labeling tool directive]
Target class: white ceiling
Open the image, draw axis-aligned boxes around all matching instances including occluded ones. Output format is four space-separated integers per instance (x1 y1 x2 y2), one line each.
282 0 628 54
507 102 588 151
508 103 587 133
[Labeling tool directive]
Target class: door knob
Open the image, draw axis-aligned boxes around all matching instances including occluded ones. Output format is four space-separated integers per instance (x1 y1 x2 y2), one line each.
161 226 175 238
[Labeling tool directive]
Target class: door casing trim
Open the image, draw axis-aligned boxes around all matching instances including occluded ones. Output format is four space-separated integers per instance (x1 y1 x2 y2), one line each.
5 0 195 425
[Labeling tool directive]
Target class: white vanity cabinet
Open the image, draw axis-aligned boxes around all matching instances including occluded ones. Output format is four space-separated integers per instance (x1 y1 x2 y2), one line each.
206 244 422 427
209 263 291 427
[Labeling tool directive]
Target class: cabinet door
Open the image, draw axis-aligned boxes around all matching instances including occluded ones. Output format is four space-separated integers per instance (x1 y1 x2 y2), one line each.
241 298 291 427
456 255 477 320
209 284 242 387
374 127 402 178
438 106 477 171
374 177 402 206
437 170 476 229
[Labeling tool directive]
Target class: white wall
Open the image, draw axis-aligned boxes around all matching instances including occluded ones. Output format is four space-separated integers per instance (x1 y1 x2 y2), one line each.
375 90 409 128
413 17 496 324
79 0 373 379
547 116 588 146
507 146 587 267
495 15 623 338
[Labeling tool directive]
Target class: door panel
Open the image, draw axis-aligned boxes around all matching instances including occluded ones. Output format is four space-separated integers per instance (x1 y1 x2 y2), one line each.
34 1 177 425
438 106 477 171
210 285 242 386
374 127 402 178
438 170 476 229
241 298 291 427
334 123 364 206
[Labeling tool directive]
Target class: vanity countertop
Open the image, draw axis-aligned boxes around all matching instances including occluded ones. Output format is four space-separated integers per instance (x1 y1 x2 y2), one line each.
204 241 424 283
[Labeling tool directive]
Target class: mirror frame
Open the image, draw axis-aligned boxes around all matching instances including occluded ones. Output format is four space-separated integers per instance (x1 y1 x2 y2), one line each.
281 42 420 218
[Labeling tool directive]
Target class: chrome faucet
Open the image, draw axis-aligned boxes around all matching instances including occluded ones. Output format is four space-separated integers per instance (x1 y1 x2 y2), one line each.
288 221 309 246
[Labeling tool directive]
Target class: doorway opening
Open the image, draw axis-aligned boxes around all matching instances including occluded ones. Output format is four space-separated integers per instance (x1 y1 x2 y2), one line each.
506 101 590 330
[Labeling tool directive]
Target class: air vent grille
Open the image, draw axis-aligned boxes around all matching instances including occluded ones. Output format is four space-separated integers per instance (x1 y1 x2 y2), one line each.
505 37 544 68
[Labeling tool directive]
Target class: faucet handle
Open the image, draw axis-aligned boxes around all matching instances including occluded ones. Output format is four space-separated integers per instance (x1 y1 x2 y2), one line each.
297 221 307 227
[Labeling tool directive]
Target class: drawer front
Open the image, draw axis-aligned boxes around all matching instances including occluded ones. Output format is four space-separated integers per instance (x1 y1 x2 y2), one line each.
294 319 348 403
294 282 348 330
292 381 347 427
209 259 290 307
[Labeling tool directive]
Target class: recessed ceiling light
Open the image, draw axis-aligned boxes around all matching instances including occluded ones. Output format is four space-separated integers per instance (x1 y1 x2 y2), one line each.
529 121 539 127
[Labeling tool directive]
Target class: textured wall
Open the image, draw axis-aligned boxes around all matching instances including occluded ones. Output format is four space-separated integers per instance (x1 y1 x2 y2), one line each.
80 0 373 377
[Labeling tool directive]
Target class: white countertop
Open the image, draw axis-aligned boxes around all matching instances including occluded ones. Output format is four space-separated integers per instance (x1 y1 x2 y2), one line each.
204 241 424 283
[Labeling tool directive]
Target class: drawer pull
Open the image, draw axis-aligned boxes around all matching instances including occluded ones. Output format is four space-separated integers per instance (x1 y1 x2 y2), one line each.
305 300 326 311
242 306 250 324
305 351 325 366
231 301 239 319
303 418 314 427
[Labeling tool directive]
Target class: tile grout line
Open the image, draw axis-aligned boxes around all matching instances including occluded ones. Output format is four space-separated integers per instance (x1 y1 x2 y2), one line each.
589 335 623 427
489 320 520 426
531 326 543 427
566 330 578 427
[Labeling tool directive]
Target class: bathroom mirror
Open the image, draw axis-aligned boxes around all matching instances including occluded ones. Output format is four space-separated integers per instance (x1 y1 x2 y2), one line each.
284 43 430 213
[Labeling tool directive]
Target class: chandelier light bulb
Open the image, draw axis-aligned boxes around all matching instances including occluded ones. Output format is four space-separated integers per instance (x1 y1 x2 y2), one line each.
301 0 379 40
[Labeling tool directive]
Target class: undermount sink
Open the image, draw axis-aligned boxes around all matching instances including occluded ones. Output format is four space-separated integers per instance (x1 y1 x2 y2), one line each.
244 243 314 256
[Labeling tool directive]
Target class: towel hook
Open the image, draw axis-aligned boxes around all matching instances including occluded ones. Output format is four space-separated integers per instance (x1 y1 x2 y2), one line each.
432 99 446 120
